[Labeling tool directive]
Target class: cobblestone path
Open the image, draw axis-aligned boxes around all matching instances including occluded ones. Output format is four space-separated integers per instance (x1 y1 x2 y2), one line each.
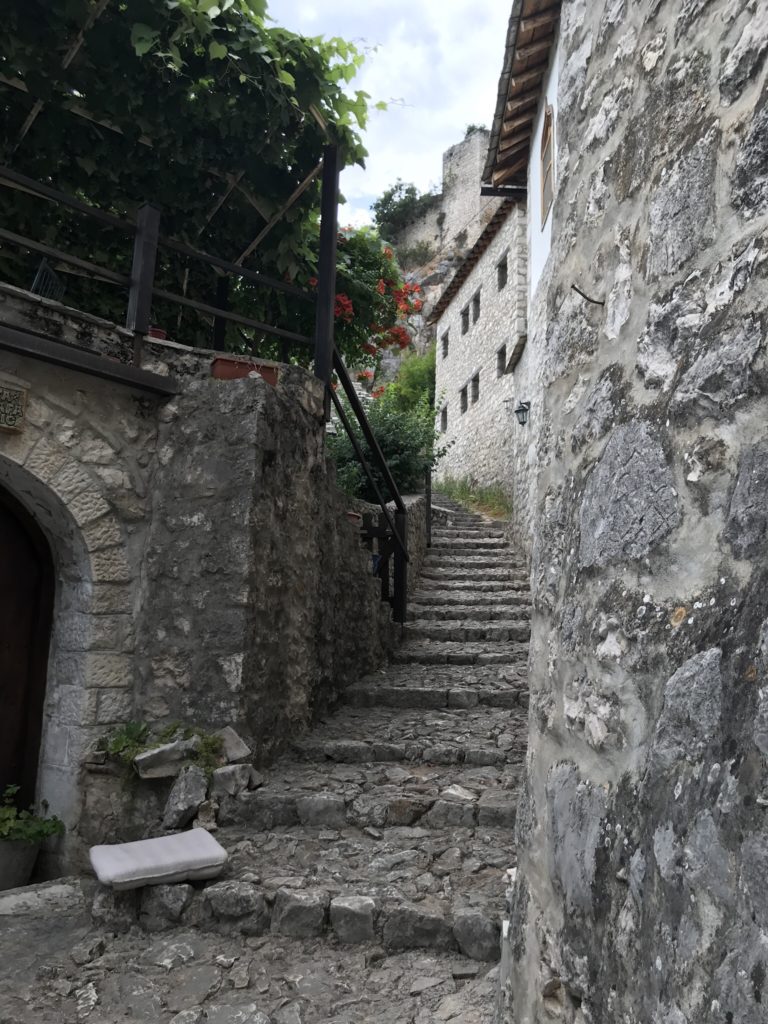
0 498 531 1024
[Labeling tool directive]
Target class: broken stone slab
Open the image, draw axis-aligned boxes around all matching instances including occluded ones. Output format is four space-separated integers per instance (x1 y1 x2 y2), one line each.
330 895 376 944
163 765 209 829
204 1005 270 1024
271 887 329 938
134 738 200 779
410 975 445 996
70 935 106 966
214 726 252 764
453 908 501 962
381 899 455 952
210 764 252 800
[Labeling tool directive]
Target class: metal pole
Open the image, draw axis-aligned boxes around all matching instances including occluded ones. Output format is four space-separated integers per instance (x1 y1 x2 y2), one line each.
393 509 408 624
126 203 160 365
314 145 340 415
425 466 432 548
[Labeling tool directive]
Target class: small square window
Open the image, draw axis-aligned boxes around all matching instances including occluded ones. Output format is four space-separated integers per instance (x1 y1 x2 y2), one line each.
497 256 508 291
440 407 448 433
471 373 479 404
441 331 449 359
460 386 468 414
461 307 469 335
497 345 507 378
472 291 481 323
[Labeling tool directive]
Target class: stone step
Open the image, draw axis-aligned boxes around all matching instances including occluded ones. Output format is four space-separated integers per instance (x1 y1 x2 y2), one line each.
406 620 530 643
217 762 520 834
289 705 527 767
344 662 527 710
431 526 506 538
420 567 529 584
408 603 529 622
424 554 514 570
185 823 516 959
393 640 529 666
412 588 529 605
429 538 508 551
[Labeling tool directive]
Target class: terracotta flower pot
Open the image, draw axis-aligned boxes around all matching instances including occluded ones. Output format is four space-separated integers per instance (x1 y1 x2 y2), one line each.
0 839 40 891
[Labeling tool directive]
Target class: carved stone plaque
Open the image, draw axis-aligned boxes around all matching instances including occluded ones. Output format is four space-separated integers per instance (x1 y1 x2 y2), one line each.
0 374 29 433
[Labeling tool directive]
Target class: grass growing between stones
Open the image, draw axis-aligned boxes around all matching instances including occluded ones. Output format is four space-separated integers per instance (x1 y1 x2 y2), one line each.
437 477 512 520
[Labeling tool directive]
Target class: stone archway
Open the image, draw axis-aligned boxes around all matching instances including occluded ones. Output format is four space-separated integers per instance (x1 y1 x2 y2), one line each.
0 447 137 868
0 484 55 808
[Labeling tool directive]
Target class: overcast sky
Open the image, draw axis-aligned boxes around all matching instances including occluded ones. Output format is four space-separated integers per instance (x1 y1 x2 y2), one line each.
267 1 510 227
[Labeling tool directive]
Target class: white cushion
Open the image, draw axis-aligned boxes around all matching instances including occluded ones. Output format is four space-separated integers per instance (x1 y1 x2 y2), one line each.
89 829 228 891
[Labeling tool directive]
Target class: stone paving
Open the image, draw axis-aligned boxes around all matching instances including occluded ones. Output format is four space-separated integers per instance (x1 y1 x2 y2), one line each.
0 497 530 1024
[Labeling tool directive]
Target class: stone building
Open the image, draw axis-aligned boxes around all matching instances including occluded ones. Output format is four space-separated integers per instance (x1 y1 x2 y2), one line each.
480 2 768 1023
0 284 424 873
431 203 527 491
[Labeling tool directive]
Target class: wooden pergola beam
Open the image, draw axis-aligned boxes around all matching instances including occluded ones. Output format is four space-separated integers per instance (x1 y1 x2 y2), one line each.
515 36 555 62
510 63 549 91
505 90 540 117
498 129 532 156
502 110 535 135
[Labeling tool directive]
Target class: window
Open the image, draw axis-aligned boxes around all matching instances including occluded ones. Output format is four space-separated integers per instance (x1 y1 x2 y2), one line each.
472 291 481 323
497 345 507 378
471 372 479 404
541 105 554 227
497 255 508 291
440 407 448 433
460 386 468 414
461 306 469 335
441 331 449 359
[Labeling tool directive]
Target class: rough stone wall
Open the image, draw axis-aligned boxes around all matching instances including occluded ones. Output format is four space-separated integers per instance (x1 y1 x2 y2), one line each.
433 205 527 493
501 3 768 1024
0 287 414 868
394 130 501 262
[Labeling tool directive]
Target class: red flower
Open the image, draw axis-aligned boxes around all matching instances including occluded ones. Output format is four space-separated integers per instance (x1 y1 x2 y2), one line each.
309 276 318 287
376 279 386 295
334 294 354 321
362 342 377 355
372 385 386 399
356 369 374 381
383 247 394 260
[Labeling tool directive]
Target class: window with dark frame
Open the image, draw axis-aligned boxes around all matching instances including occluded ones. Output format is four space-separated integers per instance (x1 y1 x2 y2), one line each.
497 255 508 291
472 291 481 323
461 306 469 335
440 407 448 433
471 372 479 404
497 345 507 378
541 104 554 227
441 331 449 359
460 386 468 414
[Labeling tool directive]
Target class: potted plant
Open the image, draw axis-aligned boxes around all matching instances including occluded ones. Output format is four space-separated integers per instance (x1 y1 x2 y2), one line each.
0 785 64 891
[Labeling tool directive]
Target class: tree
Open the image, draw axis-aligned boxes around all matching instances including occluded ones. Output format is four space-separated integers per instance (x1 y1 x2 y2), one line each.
371 180 440 242
0 0 384 362
385 344 436 411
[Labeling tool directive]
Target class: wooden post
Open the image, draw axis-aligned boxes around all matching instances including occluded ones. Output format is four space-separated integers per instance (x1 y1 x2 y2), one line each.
393 509 408 624
314 145 340 416
126 203 160 366
212 274 229 351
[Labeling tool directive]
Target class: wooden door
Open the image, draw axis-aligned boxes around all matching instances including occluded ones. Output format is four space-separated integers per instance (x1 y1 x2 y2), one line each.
0 487 54 808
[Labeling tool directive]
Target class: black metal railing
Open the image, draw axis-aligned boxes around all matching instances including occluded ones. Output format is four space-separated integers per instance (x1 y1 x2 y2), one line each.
0 145 410 621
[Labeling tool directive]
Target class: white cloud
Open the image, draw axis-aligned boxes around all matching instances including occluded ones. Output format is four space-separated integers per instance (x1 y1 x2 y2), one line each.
268 1 510 223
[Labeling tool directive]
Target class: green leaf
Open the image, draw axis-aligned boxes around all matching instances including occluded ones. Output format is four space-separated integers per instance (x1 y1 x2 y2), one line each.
375 100 387 111
209 40 227 59
130 23 159 57
276 68 295 89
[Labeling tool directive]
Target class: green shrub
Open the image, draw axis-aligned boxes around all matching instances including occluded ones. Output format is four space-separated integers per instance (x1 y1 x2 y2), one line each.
438 476 512 520
398 241 435 269
387 344 436 412
329 387 450 502
0 786 64 843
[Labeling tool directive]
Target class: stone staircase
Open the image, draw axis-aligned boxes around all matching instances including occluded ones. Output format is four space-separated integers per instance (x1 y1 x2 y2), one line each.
2 497 531 1024
202 495 532 1017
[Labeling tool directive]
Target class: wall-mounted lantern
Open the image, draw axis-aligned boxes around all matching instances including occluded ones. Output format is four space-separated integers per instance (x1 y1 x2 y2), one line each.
514 401 530 426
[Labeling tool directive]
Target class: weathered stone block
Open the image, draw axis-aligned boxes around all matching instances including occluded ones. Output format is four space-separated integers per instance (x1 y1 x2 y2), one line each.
453 908 501 961
271 887 329 938
579 421 681 568
649 648 722 770
140 884 193 931
163 765 208 829
477 789 516 828
214 726 252 763
204 880 269 935
381 900 454 951
330 895 376 944
217 790 298 829
135 739 200 780
724 440 768 559
210 764 252 800
296 792 347 828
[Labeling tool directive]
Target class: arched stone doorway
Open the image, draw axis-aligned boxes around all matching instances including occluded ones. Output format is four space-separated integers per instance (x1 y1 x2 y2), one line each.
0 485 55 808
